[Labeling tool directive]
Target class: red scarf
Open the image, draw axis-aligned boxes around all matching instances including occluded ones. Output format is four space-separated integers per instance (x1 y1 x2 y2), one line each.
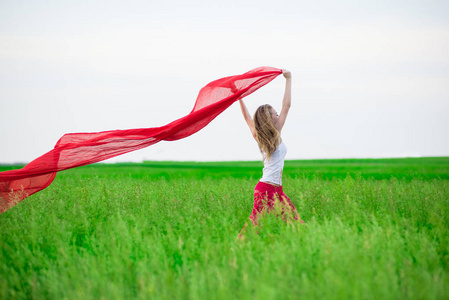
0 66 282 213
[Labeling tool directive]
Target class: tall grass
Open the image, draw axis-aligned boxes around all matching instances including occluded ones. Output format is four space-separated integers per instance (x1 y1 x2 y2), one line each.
1 159 448 299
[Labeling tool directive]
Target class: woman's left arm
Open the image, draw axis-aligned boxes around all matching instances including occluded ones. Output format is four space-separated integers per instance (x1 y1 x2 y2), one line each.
239 100 257 140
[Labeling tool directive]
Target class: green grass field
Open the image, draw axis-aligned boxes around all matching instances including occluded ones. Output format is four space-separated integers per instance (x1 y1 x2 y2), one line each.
1 157 448 299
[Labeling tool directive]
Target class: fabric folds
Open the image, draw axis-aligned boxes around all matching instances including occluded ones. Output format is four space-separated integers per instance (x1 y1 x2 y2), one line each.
0 66 282 213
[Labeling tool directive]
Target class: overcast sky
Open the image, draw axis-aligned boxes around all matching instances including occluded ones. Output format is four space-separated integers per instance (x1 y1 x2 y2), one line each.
1 0 448 163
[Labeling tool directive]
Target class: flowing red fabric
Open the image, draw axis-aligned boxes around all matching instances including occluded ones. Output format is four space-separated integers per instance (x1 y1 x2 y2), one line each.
0 66 282 213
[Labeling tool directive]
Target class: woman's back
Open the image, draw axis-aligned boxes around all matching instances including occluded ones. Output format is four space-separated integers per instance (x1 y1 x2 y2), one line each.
260 140 287 186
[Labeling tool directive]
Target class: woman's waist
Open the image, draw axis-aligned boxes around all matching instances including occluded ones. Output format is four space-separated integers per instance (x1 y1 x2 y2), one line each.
257 180 282 189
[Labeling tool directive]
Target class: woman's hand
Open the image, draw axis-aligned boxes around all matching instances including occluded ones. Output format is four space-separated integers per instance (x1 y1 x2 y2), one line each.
282 69 291 79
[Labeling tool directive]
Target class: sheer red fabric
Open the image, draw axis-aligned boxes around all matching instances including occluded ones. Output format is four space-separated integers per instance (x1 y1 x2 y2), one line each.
0 66 282 213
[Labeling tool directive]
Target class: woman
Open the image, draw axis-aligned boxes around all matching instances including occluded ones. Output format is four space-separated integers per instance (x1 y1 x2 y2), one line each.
238 69 304 238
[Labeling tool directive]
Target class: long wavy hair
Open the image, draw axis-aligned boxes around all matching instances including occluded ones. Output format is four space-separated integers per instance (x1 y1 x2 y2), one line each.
253 104 280 161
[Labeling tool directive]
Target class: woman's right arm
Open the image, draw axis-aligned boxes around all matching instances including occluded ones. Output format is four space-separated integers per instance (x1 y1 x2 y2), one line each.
239 100 257 140
276 69 292 132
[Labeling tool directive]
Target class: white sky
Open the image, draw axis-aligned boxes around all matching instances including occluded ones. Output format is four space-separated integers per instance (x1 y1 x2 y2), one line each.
1 0 448 163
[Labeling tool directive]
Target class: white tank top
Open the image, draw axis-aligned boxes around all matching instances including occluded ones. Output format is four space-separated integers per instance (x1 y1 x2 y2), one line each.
260 141 287 185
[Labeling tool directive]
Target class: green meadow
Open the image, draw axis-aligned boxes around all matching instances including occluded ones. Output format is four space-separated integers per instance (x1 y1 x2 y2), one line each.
1 157 448 299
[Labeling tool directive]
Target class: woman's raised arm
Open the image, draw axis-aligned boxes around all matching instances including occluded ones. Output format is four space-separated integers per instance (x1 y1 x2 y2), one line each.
276 69 292 132
239 99 257 140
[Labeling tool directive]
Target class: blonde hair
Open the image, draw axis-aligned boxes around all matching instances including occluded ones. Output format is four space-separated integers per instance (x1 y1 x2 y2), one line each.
253 104 280 161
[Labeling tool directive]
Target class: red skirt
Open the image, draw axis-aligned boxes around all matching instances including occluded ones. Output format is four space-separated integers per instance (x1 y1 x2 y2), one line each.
249 181 300 225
